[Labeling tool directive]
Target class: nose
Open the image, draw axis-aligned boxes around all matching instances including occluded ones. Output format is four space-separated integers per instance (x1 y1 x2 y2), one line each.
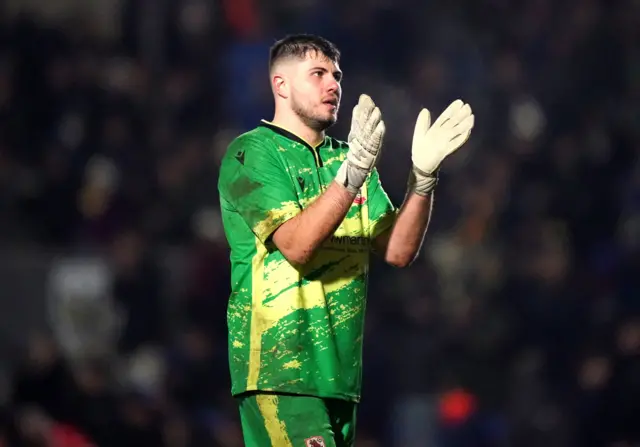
326 76 339 94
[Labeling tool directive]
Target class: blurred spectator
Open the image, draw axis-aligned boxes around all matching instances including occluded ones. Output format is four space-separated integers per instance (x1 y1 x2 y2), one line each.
110 228 165 354
10 333 75 423
16 405 93 447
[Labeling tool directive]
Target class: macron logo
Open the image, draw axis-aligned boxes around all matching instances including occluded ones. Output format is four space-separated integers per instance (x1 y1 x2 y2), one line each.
353 192 366 205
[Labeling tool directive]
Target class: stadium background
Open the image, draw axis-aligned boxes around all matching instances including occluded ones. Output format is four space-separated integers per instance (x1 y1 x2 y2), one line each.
0 0 639 445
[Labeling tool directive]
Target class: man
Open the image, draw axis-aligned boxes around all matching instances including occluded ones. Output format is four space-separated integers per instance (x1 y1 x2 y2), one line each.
217 34 474 446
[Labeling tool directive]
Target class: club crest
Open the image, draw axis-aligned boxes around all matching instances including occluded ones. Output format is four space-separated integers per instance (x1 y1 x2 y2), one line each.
305 436 326 447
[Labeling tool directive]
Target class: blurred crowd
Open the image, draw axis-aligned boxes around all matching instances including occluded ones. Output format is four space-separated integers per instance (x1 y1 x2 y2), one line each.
0 0 639 446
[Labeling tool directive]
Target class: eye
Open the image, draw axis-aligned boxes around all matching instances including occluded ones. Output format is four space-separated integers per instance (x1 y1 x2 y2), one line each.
312 71 323 77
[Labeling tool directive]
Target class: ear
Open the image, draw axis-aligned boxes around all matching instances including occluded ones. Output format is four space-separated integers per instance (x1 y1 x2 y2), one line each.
272 74 289 99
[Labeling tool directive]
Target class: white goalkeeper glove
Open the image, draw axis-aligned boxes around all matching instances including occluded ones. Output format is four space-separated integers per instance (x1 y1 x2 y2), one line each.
335 94 386 194
409 99 475 196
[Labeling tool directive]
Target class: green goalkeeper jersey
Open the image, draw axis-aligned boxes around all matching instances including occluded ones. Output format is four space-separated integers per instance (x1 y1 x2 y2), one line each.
218 121 396 402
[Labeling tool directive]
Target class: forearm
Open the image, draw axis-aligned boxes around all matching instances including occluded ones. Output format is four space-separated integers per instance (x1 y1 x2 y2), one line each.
272 181 356 266
380 190 433 268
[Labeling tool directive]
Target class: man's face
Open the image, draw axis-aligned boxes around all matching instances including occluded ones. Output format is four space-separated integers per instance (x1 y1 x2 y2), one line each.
286 52 342 131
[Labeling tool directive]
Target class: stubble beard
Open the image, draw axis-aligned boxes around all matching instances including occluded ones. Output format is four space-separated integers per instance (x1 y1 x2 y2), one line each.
291 98 338 132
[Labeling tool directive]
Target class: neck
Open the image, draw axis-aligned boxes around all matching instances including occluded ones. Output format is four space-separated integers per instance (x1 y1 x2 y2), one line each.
271 109 324 147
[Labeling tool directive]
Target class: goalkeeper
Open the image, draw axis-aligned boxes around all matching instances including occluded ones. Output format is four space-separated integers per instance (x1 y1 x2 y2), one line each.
218 34 474 447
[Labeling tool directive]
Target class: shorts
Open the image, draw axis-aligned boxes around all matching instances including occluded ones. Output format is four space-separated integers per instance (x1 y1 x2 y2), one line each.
237 392 357 447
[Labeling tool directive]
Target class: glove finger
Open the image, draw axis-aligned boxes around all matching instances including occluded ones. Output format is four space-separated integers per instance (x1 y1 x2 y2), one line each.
412 108 431 151
351 101 363 125
349 106 361 135
359 93 375 110
359 116 385 157
371 119 386 150
357 94 375 121
363 106 382 137
349 108 365 139
349 94 375 138
452 113 475 135
414 108 432 135
448 130 472 153
433 99 464 129
450 103 473 127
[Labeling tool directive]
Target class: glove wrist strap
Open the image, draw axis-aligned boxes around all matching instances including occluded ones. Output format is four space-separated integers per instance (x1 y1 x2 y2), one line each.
409 165 438 196
335 161 364 195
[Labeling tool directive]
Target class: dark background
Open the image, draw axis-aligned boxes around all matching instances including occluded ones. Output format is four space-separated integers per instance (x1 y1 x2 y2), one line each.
0 0 639 445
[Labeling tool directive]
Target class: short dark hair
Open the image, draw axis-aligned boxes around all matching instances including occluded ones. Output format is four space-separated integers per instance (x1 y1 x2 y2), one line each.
269 34 341 71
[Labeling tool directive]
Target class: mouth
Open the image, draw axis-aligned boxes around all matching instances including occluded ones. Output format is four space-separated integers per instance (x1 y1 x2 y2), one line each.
323 97 339 108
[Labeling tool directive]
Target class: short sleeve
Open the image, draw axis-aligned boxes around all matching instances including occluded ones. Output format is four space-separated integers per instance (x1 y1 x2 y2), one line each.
218 135 301 244
365 168 397 239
